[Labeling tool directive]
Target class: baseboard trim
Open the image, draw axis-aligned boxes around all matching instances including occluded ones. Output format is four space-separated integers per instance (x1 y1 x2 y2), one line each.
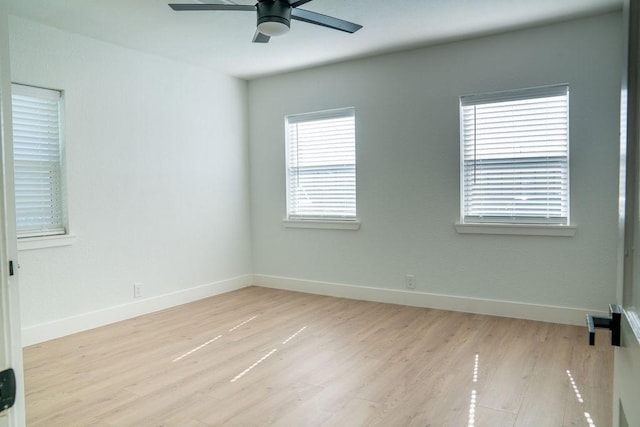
22 275 252 346
253 274 606 326
24 273 602 346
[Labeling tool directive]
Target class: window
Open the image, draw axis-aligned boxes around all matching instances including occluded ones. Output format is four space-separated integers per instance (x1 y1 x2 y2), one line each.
285 107 356 222
460 84 569 226
12 83 66 238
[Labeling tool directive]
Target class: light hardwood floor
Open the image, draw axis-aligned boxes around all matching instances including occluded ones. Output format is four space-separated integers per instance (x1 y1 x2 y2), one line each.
24 286 613 426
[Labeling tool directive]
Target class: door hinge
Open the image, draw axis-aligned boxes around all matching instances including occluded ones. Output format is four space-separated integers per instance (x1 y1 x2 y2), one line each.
8 261 13 276
0 368 16 412
587 304 621 346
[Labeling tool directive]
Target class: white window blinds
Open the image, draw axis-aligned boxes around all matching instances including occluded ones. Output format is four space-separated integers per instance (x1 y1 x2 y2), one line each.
12 84 66 238
286 107 356 220
460 84 569 225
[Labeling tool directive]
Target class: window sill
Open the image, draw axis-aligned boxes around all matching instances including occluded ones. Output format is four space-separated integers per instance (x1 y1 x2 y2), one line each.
454 222 576 237
18 234 76 251
283 219 361 230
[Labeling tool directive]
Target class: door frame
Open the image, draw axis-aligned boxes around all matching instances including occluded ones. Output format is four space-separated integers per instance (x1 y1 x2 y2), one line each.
614 0 640 426
0 1 25 426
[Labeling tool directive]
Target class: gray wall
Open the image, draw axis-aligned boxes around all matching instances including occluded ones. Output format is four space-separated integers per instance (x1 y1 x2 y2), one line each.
248 12 623 311
10 17 252 331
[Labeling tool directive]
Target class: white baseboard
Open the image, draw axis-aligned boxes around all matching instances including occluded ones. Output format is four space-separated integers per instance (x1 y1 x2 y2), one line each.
22 275 252 347
24 273 603 346
253 274 606 326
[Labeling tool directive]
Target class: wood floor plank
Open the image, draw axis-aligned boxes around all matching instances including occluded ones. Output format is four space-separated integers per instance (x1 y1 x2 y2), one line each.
475 406 518 426
563 384 613 427
23 286 613 426
514 374 570 427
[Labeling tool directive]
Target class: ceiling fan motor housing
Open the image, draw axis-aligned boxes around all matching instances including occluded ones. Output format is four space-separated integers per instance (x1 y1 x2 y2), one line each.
256 0 292 36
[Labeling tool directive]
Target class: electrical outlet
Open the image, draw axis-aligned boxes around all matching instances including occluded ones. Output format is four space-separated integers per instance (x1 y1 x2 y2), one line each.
133 283 143 298
405 274 416 289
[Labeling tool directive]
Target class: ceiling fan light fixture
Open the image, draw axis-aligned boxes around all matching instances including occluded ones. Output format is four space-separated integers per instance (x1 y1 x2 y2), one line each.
169 0 363 44
256 0 292 37
257 17 290 37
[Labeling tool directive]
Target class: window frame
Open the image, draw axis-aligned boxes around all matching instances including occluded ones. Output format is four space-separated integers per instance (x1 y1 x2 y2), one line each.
11 83 69 242
284 107 359 229
458 84 573 233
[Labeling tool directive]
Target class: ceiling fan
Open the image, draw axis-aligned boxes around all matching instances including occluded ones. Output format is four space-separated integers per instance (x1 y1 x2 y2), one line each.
168 0 363 43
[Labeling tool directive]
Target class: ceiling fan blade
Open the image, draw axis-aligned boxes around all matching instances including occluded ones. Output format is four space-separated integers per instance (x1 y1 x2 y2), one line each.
252 30 271 43
169 4 255 11
291 8 362 33
288 0 314 7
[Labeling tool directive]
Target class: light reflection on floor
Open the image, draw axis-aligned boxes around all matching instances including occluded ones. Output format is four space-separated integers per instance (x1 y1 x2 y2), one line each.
468 353 479 427
170 312 310 383
566 370 584 403
231 325 308 382
567 369 596 426
283 326 307 344
230 348 278 383
229 315 258 332
473 353 479 383
173 315 259 363
172 335 223 362
468 389 477 426
171 316 308 385
464 359 598 426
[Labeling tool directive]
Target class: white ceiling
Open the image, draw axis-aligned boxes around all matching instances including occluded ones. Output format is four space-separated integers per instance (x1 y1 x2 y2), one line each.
6 0 622 80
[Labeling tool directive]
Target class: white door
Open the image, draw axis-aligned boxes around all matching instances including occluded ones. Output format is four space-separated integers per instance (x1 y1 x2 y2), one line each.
615 1 640 426
0 1 25 426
